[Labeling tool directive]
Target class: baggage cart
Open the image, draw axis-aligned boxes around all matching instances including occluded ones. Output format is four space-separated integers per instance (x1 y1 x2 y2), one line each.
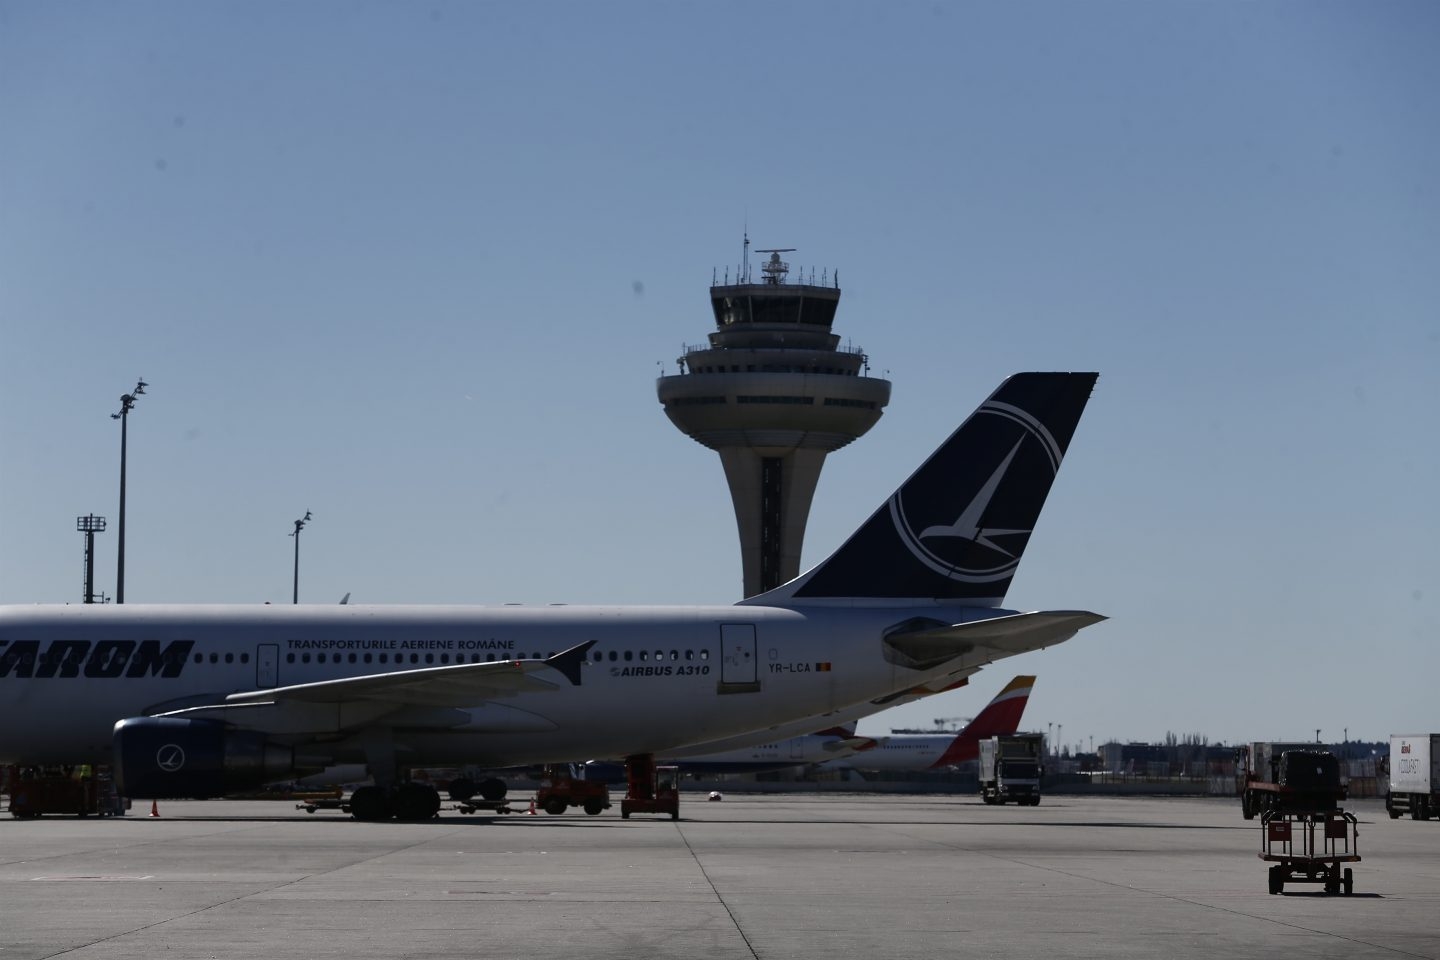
1259 808 1360 895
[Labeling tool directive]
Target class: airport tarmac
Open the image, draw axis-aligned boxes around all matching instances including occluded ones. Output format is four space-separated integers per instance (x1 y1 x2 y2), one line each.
3 794 1438 960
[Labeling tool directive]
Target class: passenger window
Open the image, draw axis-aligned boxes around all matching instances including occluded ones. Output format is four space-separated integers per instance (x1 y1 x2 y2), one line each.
286 653 295 664
240 653 250 664
670 650 678 660
194 654 203 664
364 653 372 664
379 654 388 664
700 650 709 660
624 651 633 662
425 654 434 664
302 653 311 664
225 653 234 664
685 650 694 661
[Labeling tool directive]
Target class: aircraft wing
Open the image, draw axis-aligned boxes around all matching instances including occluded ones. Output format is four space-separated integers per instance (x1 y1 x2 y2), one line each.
223 641 596 709
884 611 1104 666
822 736 882 755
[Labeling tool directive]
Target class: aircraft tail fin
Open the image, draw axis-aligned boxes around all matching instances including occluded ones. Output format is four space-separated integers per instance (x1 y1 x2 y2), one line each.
741 372 1097 606
931 675 1036 768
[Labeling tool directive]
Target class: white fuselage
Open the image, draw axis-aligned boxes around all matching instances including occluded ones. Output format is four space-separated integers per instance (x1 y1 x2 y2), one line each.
0 602 999 769
820 735 957 772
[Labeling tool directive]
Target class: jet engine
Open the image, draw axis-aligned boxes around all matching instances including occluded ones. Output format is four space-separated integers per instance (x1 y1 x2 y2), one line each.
113 717 295 799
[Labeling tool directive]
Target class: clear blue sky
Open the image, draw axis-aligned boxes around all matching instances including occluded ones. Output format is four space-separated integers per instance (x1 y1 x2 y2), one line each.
2 1 1436 749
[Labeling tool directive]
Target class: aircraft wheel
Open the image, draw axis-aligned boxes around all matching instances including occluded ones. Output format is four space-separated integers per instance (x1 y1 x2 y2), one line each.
447 778 477 801
478 778 508 802
394 783 441 820
350 786 393 821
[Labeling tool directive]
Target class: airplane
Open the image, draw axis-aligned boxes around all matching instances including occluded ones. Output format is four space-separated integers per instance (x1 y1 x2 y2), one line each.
0 372 1103 821
818 674 1036 773
574 722 879 782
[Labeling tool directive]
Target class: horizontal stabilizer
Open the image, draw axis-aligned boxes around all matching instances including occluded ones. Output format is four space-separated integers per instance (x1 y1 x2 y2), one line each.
884 611 1104 667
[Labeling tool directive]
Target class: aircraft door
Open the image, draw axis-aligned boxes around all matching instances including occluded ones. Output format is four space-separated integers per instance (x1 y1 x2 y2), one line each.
256 644 279 688
719 623 757 690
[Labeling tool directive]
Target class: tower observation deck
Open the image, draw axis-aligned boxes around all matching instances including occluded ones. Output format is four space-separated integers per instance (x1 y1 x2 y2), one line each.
656 245 892 598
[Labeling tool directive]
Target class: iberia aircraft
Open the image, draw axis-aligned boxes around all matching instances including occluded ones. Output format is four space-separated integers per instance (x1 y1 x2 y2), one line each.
818 675 1037 773
0 373 1103 820
590 675 1034 778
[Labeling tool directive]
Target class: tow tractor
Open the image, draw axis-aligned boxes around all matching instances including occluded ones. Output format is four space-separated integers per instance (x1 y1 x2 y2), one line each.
6 765 127 818
620 756 679 820
534 764 612 816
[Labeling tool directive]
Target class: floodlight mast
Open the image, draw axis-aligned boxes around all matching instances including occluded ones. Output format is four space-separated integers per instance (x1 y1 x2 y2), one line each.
76 514 107 604
110 379 147 604
290 510 312 604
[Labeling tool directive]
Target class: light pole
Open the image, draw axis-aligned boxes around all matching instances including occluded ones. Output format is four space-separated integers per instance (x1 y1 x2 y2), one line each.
111 379 147 604
290 511 312 604
76 514 107 604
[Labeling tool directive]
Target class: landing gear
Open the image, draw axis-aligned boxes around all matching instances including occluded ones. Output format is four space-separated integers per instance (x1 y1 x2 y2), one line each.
349 782 441 821
394 782 441 820
349 785 393 821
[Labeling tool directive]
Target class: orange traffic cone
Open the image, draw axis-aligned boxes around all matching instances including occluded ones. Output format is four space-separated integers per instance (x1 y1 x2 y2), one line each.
148 800 160 818
528 799 537 815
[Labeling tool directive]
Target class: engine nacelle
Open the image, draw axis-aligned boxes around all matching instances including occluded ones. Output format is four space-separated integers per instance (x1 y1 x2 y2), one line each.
113 717 295 799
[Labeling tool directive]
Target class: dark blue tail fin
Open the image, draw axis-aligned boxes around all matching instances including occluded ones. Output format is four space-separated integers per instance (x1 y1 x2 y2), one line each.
742 372 1097 607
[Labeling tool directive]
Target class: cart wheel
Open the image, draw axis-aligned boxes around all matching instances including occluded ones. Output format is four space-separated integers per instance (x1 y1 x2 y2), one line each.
1343 868 1353 896
1267 866 1282 895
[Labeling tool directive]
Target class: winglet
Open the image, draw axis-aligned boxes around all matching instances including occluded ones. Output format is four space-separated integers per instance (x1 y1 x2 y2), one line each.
544 640 597 687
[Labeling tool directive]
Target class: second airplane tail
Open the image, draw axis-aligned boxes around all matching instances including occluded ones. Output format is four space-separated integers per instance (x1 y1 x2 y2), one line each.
931 675 1036 768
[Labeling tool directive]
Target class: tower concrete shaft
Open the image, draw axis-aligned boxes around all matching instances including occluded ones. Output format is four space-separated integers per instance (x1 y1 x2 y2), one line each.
657 248 891 598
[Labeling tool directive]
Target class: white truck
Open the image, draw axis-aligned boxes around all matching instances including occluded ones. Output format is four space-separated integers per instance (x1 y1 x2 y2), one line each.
1386 734 1440 821
979 733 1045 806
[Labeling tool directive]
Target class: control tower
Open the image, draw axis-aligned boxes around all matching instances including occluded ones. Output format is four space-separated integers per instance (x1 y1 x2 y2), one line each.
656 243 892 598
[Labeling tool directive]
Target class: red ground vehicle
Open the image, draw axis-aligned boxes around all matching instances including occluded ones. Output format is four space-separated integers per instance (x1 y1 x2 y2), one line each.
620 757 679 820
534 765 611 816
6 765 126 818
